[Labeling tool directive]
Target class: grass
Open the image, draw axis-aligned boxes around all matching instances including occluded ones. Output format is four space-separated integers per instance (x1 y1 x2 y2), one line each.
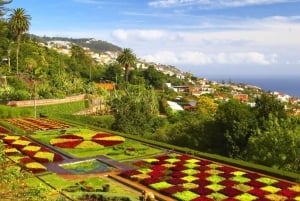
60 159 115 174
32 128 164 160
39 173 140 201
35 100 88 117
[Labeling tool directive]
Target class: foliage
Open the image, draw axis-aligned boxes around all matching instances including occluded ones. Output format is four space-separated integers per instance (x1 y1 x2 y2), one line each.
36 100 88 117
8 8 31 74
0 104 32 118
110 84 161 135
214 99 256 157
245 116 300 172
116 48 136 83
0 141 47 200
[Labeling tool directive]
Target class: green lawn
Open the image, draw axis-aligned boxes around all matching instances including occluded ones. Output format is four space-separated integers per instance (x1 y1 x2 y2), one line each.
39 173 140 201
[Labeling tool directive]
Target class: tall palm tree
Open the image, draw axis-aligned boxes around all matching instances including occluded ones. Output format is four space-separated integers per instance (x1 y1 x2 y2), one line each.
116 48 136 83
8 8 31 74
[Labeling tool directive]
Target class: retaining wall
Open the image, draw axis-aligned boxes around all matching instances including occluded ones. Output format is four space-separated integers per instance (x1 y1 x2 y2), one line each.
7 94 86 107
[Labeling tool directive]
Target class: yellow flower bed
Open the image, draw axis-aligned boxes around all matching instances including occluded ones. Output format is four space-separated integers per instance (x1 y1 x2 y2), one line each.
22 145 41 152
75 141 104 149
34 152 54 161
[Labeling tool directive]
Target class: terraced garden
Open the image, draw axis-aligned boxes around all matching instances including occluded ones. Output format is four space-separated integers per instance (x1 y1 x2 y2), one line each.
0 117 299 201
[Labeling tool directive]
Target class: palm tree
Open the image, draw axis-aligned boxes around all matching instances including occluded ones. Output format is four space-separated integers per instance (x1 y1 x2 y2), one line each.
116 48 136 83
8 8 31 74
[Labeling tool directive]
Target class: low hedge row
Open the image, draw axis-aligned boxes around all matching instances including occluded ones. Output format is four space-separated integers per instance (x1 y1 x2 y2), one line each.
79 194 131 201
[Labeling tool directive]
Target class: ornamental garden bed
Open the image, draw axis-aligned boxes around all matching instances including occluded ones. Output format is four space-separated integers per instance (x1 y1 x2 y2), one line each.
39 173 140 201
32 128 164 160
5 118 72 132
0 133 64 173
120 153 300 201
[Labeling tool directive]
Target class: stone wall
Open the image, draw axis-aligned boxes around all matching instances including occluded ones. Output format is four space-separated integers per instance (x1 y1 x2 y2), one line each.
7 94 86 107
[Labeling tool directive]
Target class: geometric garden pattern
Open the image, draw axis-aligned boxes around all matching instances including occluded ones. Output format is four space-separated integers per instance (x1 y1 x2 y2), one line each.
50 133 125 148
0 133 63 173
120 153 300 201
1 118 300 200
5 117 72 131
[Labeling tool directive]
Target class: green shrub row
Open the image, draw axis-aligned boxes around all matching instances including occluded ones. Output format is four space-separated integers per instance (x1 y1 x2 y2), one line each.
0 105 33 119
79 194 131 201
57 114 114 130
36 100 89 117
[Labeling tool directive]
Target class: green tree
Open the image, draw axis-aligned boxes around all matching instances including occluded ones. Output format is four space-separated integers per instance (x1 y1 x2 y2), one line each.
245 116 300 173
0 0 11 16
143 65 166 89
215 99 256 157
110 85 160 135
253 93 287 130
8 8 31 74
196 96 217 118
116 48 136 83
104 63 123 84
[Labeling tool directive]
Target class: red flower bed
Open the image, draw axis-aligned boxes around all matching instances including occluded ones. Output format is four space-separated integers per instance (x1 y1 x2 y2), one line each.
0 127 9 133
53 140 83 148
219 187 243 197
191 187 214 195
92 139 123 146
192 179 211 186
278 189 299 198
160 186 185 196
219 180 238 187
19 157 35 164
245 180 266 188
191 197 214 201
170 171 187 178
274 180 293 189
195 165 211 172
148 170 165 178
167 178 185 185
92 133 115 138
120 169 141 179
171 164 186 171
141 177 161 186
248 188 270 197
197 160 212 166
151 165 166 172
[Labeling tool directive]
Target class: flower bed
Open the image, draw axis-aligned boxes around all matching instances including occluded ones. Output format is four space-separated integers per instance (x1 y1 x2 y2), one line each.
0 126 9 133
5 118 72 131
1 138 47 173
1 134 63 163
120 153 300 201
50 132 125 148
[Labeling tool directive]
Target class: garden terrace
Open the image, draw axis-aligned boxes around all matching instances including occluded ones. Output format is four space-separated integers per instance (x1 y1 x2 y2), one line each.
119 153 300 201
5 118 72 132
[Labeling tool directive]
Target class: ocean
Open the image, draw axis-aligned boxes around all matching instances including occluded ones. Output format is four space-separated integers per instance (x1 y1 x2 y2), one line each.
205 76 300 98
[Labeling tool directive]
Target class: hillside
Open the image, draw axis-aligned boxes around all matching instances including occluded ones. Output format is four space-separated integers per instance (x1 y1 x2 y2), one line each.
30 35 122 53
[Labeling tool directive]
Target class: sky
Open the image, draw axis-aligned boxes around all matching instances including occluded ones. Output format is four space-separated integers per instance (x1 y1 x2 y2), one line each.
7 0 300 78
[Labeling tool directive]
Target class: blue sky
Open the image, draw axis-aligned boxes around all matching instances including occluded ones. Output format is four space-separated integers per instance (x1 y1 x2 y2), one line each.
8 0 300 78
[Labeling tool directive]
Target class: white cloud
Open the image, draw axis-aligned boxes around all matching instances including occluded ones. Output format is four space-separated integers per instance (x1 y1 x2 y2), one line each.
142 51 275 66
148 0 300 9
111 29 182 41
